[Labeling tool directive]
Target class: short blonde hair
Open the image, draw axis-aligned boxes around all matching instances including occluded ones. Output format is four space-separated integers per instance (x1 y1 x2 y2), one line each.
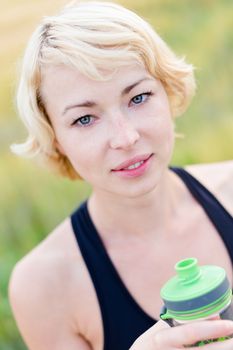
11 0 196 179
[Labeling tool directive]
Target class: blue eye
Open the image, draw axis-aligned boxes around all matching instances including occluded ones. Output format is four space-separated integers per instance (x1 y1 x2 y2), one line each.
71 115 93 127
131 92 152 105
79 116 91 125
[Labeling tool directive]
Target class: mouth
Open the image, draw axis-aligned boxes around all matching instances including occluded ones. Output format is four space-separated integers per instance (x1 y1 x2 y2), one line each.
112 153 153 172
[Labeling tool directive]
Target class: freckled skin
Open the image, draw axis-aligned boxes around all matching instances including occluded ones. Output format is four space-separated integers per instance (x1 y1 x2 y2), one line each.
41 63 175 198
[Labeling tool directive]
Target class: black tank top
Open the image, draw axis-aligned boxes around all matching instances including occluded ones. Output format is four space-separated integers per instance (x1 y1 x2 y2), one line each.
70 167 233 350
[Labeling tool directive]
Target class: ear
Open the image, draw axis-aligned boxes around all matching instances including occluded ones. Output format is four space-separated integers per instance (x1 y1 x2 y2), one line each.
55 139 65 155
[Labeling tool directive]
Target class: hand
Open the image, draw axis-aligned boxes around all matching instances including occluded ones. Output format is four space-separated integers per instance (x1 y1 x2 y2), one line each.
129 319 233 349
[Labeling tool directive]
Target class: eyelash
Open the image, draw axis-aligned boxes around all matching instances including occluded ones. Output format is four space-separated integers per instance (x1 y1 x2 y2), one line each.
71 115 93 127
131 91 153 105
71 91 153 127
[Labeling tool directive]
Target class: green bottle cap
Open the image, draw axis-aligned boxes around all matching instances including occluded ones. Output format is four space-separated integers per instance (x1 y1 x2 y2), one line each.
160 258 231 320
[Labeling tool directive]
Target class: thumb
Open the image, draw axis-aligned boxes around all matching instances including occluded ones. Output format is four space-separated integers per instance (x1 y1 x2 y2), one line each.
143 319 170 338
130 320 170 349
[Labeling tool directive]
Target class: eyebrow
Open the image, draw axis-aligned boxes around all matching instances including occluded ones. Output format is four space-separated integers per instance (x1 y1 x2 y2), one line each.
62 77 154 116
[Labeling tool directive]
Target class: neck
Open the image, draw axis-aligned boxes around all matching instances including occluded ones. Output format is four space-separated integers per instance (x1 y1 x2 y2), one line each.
87 169 185 239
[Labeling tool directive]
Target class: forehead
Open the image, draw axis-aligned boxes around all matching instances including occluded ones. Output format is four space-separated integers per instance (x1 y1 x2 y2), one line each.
40 63 153 97
39 63 160 121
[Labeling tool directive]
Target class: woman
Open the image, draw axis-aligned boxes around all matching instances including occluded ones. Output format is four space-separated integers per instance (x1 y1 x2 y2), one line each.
9 1 233 349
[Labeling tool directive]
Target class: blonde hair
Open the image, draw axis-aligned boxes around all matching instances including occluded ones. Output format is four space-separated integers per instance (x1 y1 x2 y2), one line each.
11 0 196 179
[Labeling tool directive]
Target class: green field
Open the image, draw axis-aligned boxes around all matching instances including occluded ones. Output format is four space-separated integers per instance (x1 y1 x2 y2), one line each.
1 0 233 348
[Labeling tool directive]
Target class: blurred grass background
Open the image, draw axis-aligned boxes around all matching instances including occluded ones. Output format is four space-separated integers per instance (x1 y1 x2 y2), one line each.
1 0 233 348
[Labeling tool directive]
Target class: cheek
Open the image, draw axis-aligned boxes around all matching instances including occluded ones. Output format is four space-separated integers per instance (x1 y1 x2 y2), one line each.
147 108 174 140
67 148 97 180
145 93 173 138
147 113 175 156
57 131 102 177
164 122 175 156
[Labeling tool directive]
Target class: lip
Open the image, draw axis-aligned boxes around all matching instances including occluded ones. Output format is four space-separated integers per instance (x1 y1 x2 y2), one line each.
112 153 153 171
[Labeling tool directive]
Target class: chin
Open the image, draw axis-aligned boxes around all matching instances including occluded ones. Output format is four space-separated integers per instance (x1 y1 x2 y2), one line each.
117 177 160 199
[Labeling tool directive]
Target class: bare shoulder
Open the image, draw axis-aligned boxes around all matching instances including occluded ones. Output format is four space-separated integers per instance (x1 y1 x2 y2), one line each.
185 160 233 216
9 218 79 298
8 218 91 349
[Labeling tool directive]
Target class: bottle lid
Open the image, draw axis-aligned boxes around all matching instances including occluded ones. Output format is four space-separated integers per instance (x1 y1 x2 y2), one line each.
160 258 231 320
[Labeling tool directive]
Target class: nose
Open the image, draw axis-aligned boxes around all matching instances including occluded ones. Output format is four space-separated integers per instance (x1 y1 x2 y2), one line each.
109 116 140 150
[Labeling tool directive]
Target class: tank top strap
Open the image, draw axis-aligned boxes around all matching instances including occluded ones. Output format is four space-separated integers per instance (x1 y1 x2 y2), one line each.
171 167 233 263
70 201 155 350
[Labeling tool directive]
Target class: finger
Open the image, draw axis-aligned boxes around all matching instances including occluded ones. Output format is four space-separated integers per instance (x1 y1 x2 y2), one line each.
153 320 233 348
143 319 170 336
133 319 170 342
129 320 170 349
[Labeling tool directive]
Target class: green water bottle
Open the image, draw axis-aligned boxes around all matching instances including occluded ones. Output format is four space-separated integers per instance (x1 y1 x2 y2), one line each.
160 257 233 347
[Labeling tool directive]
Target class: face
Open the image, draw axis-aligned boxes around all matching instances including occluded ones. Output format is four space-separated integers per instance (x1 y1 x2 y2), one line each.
41 63 175 198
